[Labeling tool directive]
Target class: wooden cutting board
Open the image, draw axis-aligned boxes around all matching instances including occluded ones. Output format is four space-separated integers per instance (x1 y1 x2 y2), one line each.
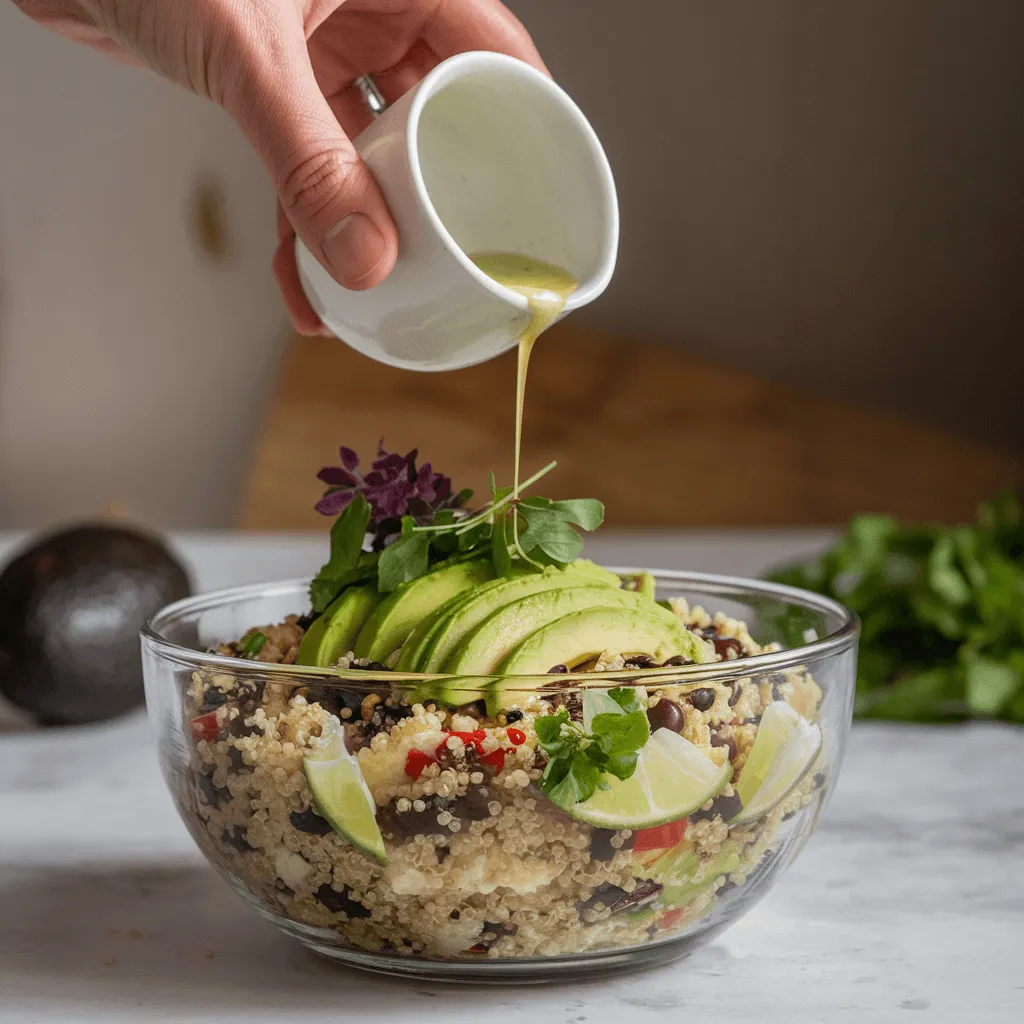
241 324 1022 529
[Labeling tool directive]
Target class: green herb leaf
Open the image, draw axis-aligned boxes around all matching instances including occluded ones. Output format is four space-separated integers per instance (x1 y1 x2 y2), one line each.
377 517 431 593
550 498 605 532
965 656 1021 717
769 488 1024 725
310 494 372 612
240 632 267 657
534 696 650 808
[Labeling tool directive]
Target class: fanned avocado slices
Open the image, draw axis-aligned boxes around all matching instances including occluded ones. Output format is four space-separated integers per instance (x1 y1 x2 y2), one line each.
353 560 493 663
489 604 711 715
446 585 653 678
296 586 378 667
422 561 619 674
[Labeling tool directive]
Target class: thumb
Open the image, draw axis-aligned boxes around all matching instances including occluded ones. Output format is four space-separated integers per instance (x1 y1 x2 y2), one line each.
221 28 398 291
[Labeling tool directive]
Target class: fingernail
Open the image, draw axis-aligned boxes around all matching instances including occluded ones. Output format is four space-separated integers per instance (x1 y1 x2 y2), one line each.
323 213 387 288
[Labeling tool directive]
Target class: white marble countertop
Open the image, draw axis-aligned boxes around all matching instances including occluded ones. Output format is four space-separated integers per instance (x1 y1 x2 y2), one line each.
2 531 1022 1022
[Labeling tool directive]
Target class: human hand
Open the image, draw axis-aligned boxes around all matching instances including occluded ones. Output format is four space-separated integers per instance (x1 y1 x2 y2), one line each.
13 0 545 333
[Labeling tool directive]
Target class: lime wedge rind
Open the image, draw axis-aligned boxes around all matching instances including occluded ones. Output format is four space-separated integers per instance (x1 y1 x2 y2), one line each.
303 733 387 864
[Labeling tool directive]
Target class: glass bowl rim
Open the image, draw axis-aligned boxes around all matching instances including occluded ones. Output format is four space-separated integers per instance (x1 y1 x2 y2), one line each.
142 568 859 688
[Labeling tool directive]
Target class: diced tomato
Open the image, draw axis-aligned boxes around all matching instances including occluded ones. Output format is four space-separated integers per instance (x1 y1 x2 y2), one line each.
632 818 688 853
404 749 434 780
189 711 221 745
506 728 526 746
661 908 687 930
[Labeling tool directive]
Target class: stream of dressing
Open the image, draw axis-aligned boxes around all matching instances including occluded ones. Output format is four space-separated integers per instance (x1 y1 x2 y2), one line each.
470 253 578 498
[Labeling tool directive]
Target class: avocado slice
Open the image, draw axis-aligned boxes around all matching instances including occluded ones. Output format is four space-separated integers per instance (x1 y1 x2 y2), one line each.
489 605 711 714
642 841 741 909
620 570 656 601
392 589 475 672
296 585 379 667
421 562 621 675
446 585 652 680
353 559 493 663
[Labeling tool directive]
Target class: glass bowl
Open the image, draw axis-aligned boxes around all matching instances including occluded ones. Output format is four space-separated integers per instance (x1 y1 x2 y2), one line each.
142 570 857 983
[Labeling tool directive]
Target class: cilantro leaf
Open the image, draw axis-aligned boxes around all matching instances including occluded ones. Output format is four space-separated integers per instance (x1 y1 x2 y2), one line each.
534 698 650 808
768 489 1024 724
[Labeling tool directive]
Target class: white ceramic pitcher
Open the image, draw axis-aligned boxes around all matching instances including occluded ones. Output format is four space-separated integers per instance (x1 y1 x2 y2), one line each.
296 51 618 372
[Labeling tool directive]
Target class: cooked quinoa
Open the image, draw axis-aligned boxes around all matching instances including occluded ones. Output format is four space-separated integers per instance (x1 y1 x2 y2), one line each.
180 599 824 961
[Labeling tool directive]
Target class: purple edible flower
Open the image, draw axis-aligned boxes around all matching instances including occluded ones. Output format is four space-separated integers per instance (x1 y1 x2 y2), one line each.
315 441 458 525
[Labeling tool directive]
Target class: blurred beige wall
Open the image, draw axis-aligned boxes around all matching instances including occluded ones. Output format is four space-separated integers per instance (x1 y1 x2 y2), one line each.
508 0 1024 453
0 5 287 529
0 1 1020 530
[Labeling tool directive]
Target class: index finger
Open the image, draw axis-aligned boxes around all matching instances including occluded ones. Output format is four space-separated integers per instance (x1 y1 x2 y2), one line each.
423 0 548 74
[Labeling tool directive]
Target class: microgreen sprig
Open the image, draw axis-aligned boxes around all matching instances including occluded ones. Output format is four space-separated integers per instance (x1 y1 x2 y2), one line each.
308 444 605 610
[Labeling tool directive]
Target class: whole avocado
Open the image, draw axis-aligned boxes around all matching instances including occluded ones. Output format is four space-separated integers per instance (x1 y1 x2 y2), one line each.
0 524 191 726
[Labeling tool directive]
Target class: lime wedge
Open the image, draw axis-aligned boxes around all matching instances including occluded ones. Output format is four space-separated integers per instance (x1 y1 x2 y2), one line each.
303 732 387 864
562 727 730 829
732 702 821 824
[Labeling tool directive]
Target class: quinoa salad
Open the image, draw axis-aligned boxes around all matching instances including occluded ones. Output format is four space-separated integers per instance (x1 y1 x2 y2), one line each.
156 444 835 967
181 598 824 962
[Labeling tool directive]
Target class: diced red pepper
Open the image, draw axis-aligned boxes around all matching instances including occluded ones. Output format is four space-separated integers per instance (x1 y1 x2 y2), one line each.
404 749 435 780
436 730 488 758
506 728 526 746
632 818 688 853
479 748 507 772
189 711 221 745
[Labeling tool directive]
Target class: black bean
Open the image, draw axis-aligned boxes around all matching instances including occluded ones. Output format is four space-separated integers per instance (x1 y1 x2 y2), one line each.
226 746 247 773
688 688 716 712
196 772 225 809
469 921 517 953
223 826 253 852
316 883 370 918
450 786 493 823
505 709 524 723
547 664 569 674
713 637 744 659
728 685 743 707
813 772 827 790
691 791 743 823
710 731 738 762
661 655 691 667
767 673 788 701
377 798 448 840
200 687 228 708
226 715 259 739
306 686 357 719
647 698 684 733
290 808 334 836
589 828 634 862
624 655 656 669
577 879 662 918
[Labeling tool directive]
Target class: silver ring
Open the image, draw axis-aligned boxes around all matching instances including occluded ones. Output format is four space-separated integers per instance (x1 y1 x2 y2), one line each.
353 74 388 118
